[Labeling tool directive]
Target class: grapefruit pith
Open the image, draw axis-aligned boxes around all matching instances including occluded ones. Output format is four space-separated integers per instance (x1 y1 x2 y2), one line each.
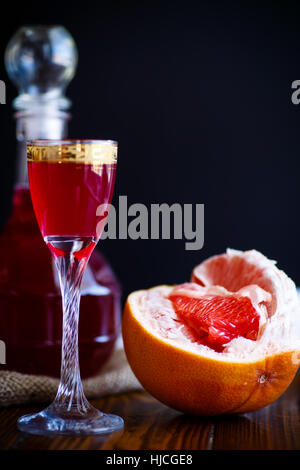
122 249 300 415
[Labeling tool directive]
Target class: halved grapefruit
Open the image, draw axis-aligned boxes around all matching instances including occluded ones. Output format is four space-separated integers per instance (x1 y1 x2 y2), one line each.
122 249 300 415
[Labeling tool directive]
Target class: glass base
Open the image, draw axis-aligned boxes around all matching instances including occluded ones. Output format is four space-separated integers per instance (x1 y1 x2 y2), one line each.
17 404 124 437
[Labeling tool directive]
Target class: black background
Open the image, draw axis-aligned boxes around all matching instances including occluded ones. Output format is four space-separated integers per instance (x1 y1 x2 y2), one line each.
1 0 300 300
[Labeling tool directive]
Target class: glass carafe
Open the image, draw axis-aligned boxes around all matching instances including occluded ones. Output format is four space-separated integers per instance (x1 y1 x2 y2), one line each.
0 25 121 378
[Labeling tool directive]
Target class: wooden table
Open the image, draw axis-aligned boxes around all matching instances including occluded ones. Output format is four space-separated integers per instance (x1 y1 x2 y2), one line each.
0 372 300 451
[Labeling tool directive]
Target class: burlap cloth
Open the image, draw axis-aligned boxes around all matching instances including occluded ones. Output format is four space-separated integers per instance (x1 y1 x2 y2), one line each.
0 337 142 407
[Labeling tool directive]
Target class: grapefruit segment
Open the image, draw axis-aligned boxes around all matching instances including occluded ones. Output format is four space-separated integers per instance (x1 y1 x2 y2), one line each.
170 292 259 351
169 283 271 352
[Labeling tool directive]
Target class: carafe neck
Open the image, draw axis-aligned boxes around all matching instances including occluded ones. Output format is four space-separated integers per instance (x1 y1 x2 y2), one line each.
15 107 70 185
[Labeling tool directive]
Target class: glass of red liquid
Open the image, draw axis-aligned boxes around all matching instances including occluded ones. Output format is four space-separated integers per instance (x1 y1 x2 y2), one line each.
17 140 124 436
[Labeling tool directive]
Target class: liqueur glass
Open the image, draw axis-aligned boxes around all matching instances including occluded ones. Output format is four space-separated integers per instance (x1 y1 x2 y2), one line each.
17 140 124 436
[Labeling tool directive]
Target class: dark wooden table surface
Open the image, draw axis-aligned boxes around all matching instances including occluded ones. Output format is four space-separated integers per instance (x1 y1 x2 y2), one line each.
0 372 300 450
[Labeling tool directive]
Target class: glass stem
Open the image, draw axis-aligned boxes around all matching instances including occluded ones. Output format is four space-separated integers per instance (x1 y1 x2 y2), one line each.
52 250 90 414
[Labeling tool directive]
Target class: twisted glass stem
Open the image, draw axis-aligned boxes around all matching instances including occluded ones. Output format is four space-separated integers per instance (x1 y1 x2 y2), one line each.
17 236 124 435
51 239 94 415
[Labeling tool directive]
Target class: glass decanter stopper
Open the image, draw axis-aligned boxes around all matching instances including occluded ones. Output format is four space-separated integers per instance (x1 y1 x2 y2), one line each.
5 25 78 183
5 25 77 111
